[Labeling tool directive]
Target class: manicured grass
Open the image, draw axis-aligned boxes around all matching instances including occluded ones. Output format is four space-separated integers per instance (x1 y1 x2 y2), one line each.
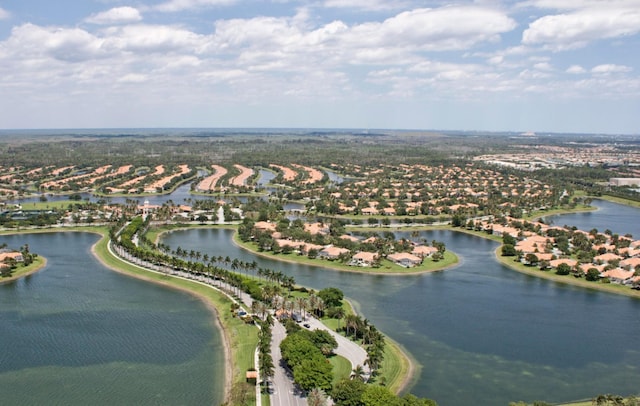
378 337 415 395
233 233 459 275
0 255 47 283
494 248 640 299
329 355 352 386
19 200 77 210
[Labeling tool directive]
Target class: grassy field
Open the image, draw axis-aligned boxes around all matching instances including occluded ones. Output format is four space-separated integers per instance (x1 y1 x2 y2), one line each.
329 355 352 386
378 337 416 395
19 200 78 210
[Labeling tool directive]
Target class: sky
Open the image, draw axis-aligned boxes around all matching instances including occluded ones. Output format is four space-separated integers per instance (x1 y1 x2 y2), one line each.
0 0 639 134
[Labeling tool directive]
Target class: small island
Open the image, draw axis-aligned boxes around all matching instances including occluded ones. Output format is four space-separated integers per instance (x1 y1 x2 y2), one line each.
0 244 46 284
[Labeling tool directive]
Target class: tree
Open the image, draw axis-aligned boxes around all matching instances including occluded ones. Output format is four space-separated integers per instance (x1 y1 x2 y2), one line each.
555 262 571 275
502 244 517 256
525 253 539 266
361 385 399 406
586 268 601 281
318 287 344 308
351 364 366 381
331 378 367 406
308 388 328 406
401 394 438 406
292 355 333 391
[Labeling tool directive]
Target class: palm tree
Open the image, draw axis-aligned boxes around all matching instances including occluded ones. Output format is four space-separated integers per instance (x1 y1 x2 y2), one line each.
296 297 307 320
351 365 366 382
307 388 327 406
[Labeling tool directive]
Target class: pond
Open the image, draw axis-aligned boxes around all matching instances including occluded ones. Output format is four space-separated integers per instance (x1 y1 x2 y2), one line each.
0 232 225 406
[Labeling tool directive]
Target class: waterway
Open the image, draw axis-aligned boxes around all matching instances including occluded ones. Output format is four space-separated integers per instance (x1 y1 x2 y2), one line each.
2 199 640 405
161 201 640 405
0 232 225 406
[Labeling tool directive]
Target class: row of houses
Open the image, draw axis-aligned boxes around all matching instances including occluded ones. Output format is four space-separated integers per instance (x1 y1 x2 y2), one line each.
481 217 640 287
253 220 439 268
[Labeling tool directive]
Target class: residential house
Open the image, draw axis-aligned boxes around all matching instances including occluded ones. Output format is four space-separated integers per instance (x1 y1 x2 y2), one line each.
350 251 379 267
387 252 422 268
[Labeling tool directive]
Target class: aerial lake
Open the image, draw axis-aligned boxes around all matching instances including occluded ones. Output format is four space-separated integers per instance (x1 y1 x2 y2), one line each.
0 232 225 406
161 199 640 405
1 199 639 405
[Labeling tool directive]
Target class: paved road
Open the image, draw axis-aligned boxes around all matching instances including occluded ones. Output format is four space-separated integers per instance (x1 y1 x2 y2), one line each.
270 320 308 406
111 238 369 404
302 315 370 379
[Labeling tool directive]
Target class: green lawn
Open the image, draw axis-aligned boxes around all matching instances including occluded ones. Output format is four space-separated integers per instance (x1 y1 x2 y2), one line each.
233 233 459 275
20 200 77 210
329 355 352 386
378 337 415 395
0 255 47 283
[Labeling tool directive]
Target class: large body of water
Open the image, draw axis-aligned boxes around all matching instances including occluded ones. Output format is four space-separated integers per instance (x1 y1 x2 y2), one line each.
2 199 640 405
0 233 225 406
161 199 640 406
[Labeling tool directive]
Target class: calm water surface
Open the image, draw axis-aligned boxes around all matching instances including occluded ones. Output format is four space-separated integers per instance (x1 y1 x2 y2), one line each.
163 213 640 405
0 233 224 406
3 199 640 405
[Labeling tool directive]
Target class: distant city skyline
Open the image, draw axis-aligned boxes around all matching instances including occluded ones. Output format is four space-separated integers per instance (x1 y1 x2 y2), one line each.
0 0 639 134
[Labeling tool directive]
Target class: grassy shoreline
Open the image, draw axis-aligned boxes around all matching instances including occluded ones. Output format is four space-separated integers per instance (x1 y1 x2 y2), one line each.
91 232 258 405
0 255 47 284
1 226 257 406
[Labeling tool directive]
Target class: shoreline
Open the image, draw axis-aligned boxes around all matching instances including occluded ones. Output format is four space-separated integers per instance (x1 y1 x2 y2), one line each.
157 225 421 393
154 224 460 276
0 227 237 405
90 235 234 403
493 246 640 299
0 256 47 285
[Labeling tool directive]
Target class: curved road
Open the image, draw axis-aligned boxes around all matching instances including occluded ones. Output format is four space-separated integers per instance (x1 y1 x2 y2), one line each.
110 237 369 405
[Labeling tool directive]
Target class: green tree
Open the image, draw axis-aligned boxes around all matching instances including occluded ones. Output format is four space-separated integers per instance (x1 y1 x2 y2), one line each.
361 385 399 406
502 244 517 256
292 355 333 391
318 287 344 308
331 378 366 406
586 268 601 281
555 263 572 275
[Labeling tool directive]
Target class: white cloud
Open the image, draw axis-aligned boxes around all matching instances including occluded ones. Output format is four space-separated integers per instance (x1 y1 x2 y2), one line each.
323 0 407 11
345 6 516 52
0 7 10 20
102 25 206 54
566 65 586 74
533 62 553 71
5 24 107 62
86 7 143 25
154 0 237 13
591 64 632 74
523 3 640 50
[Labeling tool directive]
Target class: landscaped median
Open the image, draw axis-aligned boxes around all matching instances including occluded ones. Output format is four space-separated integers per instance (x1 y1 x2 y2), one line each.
92 231 259 406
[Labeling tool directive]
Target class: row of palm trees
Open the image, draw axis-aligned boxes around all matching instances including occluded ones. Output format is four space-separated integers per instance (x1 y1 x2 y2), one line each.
257 317 275 383
342 314 386 377
111 218 296 301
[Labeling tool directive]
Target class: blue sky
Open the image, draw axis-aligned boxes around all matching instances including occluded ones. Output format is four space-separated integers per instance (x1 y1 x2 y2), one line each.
0 0 639 134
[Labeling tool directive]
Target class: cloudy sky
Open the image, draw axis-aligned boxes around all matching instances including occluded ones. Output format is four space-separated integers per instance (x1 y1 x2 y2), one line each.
0 0 639 133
